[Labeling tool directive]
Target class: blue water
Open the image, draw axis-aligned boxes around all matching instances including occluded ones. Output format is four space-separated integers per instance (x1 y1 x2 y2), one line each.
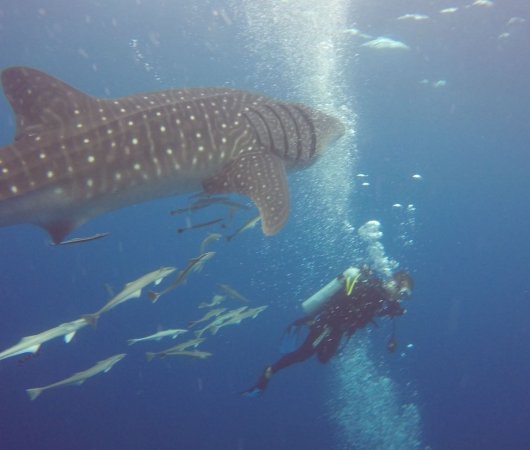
1 1 529 449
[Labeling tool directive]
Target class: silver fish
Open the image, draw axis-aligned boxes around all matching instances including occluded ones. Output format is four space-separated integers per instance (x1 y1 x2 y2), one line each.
127 328 188 346
0 318 87 362
26 353 126 400
216 283 250 303
82 266 176 325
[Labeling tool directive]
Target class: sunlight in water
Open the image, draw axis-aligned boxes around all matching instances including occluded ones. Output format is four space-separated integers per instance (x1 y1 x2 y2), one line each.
234 0 357 246
234 0 423 448
330 340 423 450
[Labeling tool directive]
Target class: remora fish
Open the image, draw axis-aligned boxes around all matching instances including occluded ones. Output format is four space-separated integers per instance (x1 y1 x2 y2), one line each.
216 283 250 303
207 306 267 334
168 337 207 352
194 306 249 338
147 349 212 361
176 218 224 234
26 353 126 400
145 337 206 361
170 196 250 216
149 252 215 302
0 318 87 362
199 232 222 253
198 294 226 309
127 328 188 346
225 215 261 242
0 67 345 243
82 266 176 326
235 305 269 321
188 307 227 328
50 232 109 246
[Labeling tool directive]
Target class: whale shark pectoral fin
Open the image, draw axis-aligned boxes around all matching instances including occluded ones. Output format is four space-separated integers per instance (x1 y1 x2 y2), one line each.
203 150 290 236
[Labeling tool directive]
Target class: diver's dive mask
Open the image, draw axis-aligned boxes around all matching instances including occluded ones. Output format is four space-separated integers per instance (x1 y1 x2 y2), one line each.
386 272 414 300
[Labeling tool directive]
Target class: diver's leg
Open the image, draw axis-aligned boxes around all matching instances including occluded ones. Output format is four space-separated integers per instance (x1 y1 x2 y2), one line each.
241 329 319 396
316 329 343 363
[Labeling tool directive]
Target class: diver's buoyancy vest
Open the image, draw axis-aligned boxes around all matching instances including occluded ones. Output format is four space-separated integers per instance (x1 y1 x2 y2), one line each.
301 267 360 316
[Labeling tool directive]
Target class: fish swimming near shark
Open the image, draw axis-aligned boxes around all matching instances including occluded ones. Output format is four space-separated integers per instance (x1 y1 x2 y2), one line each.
199 232 222 253
216 283 250 303
0 67 345 243
198 294 226 309
127 328 188 346
207 306 268 335
188 307 227 328
148 252 215 302
170 195 250 216
176 218 224 234
0 318 87 362
26 353 126 400
146 349 212 361
50 231 109 246
225 214 261 242
82 266 176 326
194 306 249 338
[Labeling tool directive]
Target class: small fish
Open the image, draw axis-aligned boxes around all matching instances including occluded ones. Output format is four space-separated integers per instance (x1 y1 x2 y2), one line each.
26 353 126 400
198 294 226 309
171 196 250 216
216 283 250 303
169 337 207 352
127 328 188 346
200 233 222 253
177 218 225 234
208 306 268 335
170 197 224 215
50 232 110 246
82 266 176 325
194 306 249 337
361 37 410 51
236 305 269 321
225 215 261 242
149 252 216 302
145 338 207 360
0 319 87 362
188 308 227 328
147 350 212 361
174 252 216 286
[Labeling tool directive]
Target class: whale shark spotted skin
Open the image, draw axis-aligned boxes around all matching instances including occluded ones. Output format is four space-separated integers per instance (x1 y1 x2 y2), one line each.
0 67 345 243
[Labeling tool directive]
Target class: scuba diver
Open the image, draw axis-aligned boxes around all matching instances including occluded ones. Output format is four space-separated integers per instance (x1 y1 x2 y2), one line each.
241 265 414 396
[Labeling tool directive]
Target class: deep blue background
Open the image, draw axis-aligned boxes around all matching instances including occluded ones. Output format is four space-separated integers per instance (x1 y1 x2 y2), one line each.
0 1 529 449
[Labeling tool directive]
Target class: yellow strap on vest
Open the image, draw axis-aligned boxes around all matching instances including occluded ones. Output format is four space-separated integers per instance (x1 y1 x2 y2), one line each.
345 272 361 296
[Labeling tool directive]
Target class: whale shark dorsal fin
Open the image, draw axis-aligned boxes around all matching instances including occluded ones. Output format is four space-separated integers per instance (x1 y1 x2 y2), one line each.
203 150 290 235
1 67 99 142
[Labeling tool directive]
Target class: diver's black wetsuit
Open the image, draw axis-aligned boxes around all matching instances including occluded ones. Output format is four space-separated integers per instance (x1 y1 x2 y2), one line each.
243 270 407 396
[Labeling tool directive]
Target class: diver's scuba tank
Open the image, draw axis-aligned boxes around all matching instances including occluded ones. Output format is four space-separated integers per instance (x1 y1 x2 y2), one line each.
301 267 360 316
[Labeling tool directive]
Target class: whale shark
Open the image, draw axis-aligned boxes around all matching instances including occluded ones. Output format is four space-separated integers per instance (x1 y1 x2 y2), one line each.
0 67 345 243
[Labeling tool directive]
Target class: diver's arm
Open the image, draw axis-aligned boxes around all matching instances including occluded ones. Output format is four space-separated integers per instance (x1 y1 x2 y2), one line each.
378 301 405 318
